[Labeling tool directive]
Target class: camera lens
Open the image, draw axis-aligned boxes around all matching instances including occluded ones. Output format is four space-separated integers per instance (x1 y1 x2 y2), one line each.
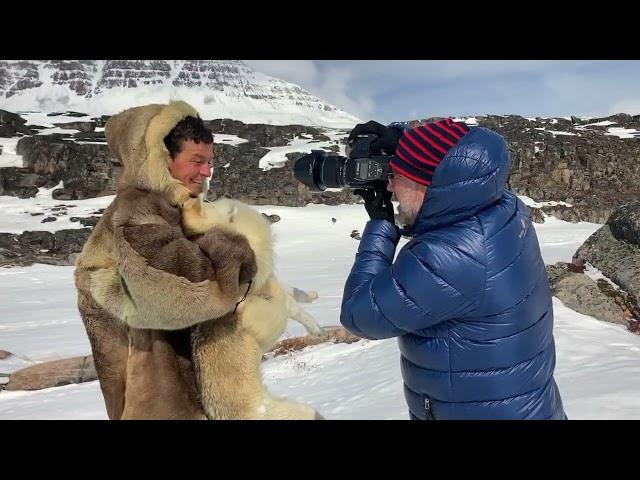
319 154 347 189
293 150 351 191
293 150 326 191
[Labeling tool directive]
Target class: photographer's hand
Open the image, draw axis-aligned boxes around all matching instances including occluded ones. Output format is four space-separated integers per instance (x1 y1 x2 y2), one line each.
347 120 403 156
354 185 395 223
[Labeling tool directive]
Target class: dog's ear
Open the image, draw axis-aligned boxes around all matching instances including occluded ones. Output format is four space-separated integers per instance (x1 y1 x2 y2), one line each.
180 196 208 236
182 196 204 216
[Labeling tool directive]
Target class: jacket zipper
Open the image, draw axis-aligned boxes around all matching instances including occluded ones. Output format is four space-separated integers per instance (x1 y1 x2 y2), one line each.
425 397 434 420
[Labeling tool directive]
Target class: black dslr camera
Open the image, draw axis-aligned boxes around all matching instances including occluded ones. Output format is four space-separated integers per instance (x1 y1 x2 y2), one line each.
293 134 392 192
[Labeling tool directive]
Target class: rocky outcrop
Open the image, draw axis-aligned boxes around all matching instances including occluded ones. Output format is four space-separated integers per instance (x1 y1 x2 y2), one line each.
547 262 635 328
0 108 35 136
555 201 640 333
0 228 92 267
1 111 638 221
0 167 50 198
573 202 640 306
485 115 640 224
15 135 118 199
207 143 357 207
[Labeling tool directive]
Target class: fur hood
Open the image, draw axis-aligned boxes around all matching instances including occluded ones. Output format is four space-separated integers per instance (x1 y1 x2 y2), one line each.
105 101 198 206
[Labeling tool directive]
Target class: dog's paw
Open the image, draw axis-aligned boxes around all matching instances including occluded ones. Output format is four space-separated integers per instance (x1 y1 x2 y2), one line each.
292 287 320 303
310 325 329 338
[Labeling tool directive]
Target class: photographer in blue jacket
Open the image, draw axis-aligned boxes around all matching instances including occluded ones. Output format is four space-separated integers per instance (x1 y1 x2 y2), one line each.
340 119 566 420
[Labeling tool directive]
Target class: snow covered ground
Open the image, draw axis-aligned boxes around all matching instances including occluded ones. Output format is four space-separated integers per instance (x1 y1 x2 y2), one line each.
1 188 639 420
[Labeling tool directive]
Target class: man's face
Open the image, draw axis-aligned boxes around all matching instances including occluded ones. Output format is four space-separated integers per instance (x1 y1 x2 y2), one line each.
387 171 427 226
167 140 214 195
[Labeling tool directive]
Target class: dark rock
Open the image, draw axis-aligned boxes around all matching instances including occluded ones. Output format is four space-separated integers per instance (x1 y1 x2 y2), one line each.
53 229 92 254
19 230 56 251
0 228 92 267
207 145 357 207
574 205 640 304
72 131 106 141
0 167 48 198
16 135 120 199
78 216 100 227
47 111 88 118
53 121 95 133
0 109 33 136
0 109 27 126
0 125 18 137
571 203 640 334
261 213 281 224
540 204 587 223
528 206 545 224
52 189 75 200
205 119 327 148
607 201 640 246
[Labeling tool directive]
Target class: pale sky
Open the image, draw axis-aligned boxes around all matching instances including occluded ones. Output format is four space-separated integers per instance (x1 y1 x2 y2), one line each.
244 60 640 123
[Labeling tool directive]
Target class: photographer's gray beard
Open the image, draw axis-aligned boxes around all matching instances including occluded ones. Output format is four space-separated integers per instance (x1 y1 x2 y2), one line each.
397 201 422 228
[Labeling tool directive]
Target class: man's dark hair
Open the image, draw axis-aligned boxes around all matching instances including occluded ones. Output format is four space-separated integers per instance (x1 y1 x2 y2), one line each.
163 116 213 158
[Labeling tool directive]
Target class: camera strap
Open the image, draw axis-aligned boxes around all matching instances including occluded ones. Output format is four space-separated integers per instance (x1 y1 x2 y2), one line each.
234 279 253 314
398 227 414 239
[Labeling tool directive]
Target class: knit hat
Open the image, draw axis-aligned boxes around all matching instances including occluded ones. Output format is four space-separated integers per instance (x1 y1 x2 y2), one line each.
390 118 470 186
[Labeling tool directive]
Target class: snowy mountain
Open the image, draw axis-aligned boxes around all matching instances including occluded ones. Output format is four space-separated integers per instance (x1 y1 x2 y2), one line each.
0 60 360 128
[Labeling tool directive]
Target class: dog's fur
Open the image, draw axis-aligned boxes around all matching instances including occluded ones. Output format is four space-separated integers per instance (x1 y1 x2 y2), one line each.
181 195 326 419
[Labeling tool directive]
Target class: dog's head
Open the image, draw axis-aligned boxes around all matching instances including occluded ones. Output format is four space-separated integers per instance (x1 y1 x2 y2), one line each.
182 197 275 291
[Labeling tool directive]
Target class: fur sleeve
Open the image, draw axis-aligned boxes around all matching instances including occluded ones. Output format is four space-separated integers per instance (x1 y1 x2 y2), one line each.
109 188 257 330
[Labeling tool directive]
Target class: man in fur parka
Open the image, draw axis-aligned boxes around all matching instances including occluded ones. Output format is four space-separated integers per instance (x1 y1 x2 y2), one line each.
74 101 258 420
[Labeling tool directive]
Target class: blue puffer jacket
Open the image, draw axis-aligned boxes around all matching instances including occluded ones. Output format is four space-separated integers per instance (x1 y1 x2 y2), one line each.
340 127 565 420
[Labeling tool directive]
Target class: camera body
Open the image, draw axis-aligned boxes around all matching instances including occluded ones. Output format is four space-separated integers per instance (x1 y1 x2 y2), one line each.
293 134 392 192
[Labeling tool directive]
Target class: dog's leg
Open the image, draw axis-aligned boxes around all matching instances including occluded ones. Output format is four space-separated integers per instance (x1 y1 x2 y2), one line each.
285 292 328 338
285 285 319 303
